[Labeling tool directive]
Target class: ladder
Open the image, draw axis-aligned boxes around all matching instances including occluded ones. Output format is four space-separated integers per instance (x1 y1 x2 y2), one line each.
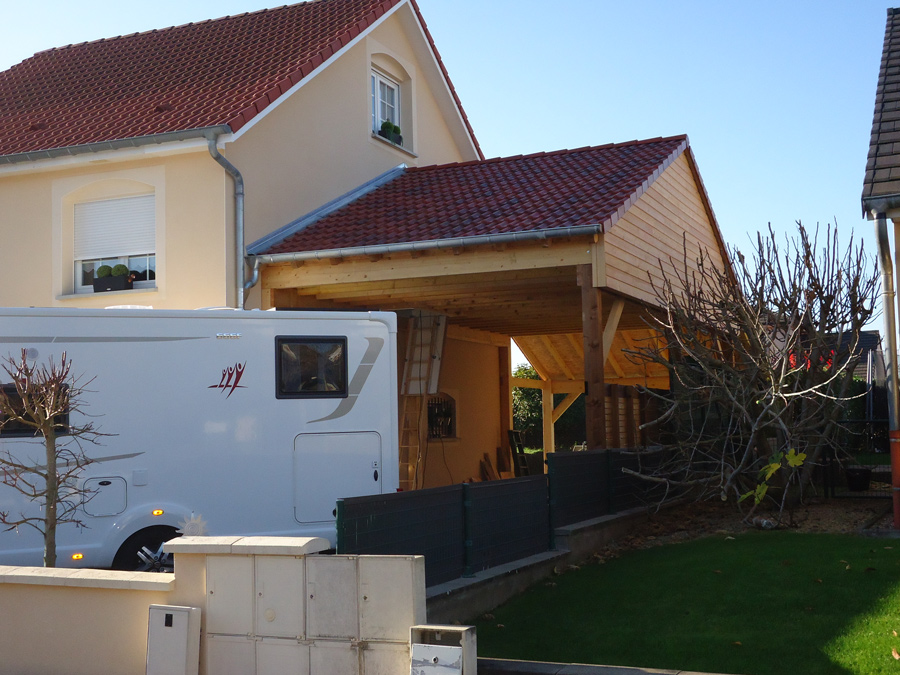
398 312 447 490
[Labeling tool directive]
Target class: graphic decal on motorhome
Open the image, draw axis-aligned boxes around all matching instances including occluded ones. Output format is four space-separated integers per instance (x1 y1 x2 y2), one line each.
208 362 246 398
310 337 383 423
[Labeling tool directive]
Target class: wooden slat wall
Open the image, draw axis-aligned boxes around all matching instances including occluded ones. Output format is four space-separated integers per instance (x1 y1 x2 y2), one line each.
603 153 727 307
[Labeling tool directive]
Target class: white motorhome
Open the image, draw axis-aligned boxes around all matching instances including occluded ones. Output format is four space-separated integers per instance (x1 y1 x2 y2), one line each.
0 307 398 570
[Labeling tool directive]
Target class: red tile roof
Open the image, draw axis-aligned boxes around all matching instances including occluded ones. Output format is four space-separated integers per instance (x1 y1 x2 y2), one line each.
260 135 689 255
0 0 480 159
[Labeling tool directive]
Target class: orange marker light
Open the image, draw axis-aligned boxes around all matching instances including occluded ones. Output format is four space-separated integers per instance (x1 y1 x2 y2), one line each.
71 553 84 561
152 509 164 516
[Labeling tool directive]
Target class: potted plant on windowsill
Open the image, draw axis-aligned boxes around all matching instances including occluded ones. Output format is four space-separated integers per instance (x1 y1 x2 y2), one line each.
93 264 135 293
377 120 402 146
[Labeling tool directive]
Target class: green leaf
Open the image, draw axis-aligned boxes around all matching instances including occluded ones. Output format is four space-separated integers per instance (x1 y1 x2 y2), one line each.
763 462 781 481
753 483 768 505
786 449 806 468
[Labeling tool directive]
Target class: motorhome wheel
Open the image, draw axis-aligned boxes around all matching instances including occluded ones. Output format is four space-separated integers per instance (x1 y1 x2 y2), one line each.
112 526 179 572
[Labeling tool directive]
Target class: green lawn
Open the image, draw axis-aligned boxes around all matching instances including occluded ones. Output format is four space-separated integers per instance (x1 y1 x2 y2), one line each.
473 531 900 675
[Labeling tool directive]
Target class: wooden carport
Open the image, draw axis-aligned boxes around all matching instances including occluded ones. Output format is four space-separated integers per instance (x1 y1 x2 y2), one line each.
249 135 730 487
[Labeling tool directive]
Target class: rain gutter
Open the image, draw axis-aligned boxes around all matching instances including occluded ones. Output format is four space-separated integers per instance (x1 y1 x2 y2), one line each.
872 204 900 527
248 224 603 266
0 126 232 165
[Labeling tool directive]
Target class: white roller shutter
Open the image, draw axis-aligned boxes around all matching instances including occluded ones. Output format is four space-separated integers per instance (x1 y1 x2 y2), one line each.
74 194 155 260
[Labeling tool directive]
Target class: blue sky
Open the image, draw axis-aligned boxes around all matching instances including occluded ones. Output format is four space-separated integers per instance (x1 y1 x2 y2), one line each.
0 1 892 350
0 1 888 251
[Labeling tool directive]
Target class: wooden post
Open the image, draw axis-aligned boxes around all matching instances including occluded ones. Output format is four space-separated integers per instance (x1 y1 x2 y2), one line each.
579 264 606 450
498 344 512 473
542 386 555 464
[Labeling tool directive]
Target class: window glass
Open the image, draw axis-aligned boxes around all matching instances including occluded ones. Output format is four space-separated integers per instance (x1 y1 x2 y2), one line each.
0 384 69 437
276 337 348 399
371 70 400 131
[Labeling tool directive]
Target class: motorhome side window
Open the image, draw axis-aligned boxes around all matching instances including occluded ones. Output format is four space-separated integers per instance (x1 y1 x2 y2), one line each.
276 337 348 399
0 384 70 437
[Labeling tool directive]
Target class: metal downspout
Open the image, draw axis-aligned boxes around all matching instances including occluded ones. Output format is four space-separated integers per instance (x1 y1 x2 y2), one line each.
874 211 900 527
207 136 246 309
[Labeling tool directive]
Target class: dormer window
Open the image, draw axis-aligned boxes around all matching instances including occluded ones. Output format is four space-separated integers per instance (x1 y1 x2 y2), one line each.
371 69 401 145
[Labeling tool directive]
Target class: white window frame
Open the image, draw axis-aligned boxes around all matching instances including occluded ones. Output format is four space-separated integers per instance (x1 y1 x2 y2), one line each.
73 194 156 294
371 69 401 134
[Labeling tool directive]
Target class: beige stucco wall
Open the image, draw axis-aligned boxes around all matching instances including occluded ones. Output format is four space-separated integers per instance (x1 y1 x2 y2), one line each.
0 150 230 309
0 4 475 312
230 7 474 259
421 338 502 487
0 578 172 675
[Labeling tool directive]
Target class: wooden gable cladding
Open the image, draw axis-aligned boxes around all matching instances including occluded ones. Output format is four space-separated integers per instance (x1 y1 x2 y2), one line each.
602 152 728 307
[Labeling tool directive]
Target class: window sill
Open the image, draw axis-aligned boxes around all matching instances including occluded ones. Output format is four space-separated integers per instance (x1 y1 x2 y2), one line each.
371 132 418 158
58 287 158 301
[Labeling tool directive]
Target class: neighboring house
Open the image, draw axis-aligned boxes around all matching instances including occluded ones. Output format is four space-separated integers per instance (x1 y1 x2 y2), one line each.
0 0 480 310
862 8 900 437
0 0 734 488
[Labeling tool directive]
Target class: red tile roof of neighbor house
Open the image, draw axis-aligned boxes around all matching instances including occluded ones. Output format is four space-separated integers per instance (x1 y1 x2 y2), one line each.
0 0 480 159
260 135 690 255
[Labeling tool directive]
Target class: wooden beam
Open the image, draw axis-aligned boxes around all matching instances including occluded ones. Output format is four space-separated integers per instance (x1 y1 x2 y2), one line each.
540 335 575 380
511 377 547 390
579 264 606 449
262 240 592 288
591 237 607 287
446 324 509 347
551 392 581 424
602 297 625 364
607 350 627 378
512 378 584 394
549 380 586 394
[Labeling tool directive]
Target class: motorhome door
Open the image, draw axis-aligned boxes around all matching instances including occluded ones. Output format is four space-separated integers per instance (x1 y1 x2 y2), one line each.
293 432 383 523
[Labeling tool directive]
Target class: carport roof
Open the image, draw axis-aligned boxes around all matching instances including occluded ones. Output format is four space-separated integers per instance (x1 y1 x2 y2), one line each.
256 135 688 256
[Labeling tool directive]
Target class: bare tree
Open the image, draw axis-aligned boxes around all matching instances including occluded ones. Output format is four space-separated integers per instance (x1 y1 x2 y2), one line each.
626 223 879 523
0 350 103 566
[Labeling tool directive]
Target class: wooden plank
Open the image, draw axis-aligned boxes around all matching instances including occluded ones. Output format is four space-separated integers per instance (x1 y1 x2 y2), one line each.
481 454 500 481
262 240 592 289
609 385 621 448
624 388 636 448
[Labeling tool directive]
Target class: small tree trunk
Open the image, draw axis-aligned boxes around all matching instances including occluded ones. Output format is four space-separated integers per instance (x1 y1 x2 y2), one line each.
43 429 57 568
